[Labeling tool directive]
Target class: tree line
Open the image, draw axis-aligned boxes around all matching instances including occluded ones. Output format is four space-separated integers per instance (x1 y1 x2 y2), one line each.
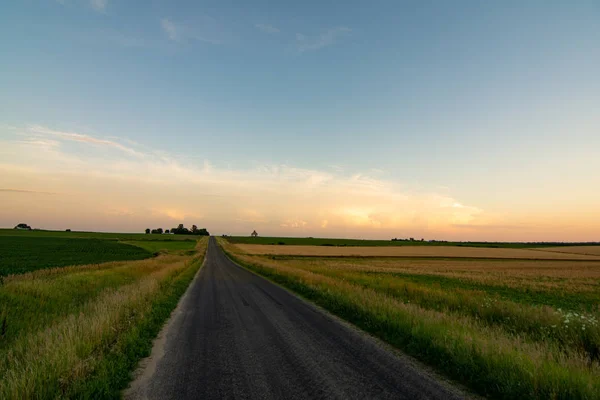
145 224 209 236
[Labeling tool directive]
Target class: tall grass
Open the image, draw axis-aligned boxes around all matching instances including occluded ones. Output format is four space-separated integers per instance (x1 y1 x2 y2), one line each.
0 237 207 399
219 239 600 399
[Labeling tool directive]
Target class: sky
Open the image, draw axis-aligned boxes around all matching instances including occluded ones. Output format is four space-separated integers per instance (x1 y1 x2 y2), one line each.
0 1 599 241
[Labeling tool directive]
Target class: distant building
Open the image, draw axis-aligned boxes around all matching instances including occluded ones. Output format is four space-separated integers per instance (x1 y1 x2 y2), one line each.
251 230 258 237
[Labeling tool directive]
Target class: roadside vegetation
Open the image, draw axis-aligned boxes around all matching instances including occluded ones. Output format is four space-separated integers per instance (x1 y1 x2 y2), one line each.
219 238 600 399
0 236 208 399
122 239 197 254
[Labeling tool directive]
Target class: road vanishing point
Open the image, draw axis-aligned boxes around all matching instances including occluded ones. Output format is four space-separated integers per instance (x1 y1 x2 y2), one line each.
126 237 470 400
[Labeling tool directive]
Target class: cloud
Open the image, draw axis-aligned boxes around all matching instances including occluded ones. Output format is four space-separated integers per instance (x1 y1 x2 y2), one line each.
296 27 351 53
255 24 280 34
160 17 223 45
280 218 307 229
0 189 56 195
161 18 178 41
90 0 107 13
0 124 498 239
27 125 144 158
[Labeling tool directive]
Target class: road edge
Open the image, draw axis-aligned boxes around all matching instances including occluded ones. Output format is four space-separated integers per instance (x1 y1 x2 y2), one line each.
123 244 210 400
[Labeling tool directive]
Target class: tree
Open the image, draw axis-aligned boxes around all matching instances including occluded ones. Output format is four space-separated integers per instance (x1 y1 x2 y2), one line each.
165 229 170 234
157 228 163 234
145 228 150 234
14 223 31 230
191 225 198 234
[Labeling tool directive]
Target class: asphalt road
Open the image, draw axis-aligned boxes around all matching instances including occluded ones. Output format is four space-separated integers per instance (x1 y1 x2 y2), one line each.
126 237 469 400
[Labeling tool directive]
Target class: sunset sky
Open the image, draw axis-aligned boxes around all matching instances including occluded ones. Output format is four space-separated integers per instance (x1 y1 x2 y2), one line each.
1 1 599 241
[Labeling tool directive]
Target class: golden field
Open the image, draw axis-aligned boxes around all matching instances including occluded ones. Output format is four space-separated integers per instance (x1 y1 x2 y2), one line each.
532 246 600 256
235 243 600 260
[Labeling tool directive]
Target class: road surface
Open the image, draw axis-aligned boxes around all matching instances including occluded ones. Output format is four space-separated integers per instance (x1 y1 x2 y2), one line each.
126 237 469 399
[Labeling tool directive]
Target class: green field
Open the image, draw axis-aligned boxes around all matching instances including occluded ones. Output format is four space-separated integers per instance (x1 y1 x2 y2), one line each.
0 237 152 276
0 237 208 398
220 238 600 399
226 235 598 248
0 229 196 241
123 240 197 254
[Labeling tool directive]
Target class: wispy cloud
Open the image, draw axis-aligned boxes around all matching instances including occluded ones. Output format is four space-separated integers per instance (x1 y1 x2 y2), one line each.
255 24 280 34
27 125 145 158
0 189 56 195
161 18 178 41
160 17 223 45
296 27 351 53
90 0 107 13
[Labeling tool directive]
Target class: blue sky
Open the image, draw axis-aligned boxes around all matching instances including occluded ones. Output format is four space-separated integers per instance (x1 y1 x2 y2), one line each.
0 1 599 239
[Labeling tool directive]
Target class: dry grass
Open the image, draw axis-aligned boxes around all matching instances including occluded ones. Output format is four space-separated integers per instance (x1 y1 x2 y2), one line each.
235 244 600 260
266 257 600 293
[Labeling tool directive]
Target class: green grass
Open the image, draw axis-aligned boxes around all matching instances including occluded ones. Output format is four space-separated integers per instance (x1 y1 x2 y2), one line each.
0 236 152 276
123 240 197 254
227 235 597 248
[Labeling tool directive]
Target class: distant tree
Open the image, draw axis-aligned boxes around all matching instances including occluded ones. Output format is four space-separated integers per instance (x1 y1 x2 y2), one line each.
14 223 31 230
165 229 170 234
145 228 151 234
66 229 71 232
169 223 208 235
409 237 415 241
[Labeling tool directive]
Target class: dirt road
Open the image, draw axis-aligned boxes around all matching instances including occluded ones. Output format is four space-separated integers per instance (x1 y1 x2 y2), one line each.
126 237 469 399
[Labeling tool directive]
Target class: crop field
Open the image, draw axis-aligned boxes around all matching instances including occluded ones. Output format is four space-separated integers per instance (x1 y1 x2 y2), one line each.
0 229 198 241
0 237 208 398
226 235 598 248
0 229 203 277
234 243 600 260
533 246 600 256
220 238 600 399
0 237 153 276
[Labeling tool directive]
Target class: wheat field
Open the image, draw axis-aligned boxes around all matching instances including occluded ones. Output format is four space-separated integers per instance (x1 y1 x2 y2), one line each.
235 243 600 260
